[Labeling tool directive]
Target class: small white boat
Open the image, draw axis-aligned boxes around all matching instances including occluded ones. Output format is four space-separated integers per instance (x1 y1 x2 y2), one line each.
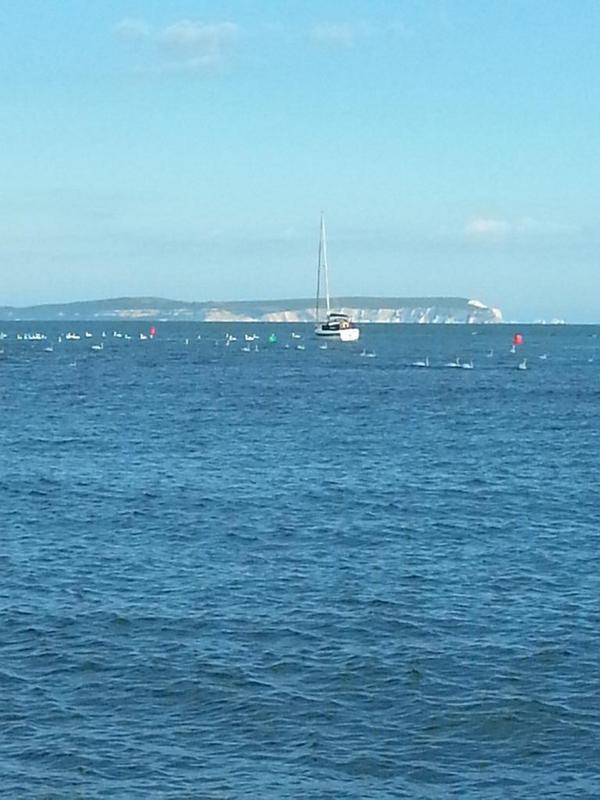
91 343 104 351
360 349 376 358
291 332 302 339
486 349 494 358
65 332 80 341
319 344 328 350
539 353 548 360
510 344 516 354
518 358 527 370
461 360 474 370
139 333 148 340
44 346 54 353
84 331 93 338
296 344 305 351
411 357 429 368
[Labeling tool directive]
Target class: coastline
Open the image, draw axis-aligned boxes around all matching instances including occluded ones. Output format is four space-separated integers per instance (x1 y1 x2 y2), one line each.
0 296 502 324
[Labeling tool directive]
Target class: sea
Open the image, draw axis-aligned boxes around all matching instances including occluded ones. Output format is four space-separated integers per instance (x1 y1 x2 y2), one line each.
1 322 599 799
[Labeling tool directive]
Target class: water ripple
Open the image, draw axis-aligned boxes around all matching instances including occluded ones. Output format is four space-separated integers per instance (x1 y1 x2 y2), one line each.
1 323 600 798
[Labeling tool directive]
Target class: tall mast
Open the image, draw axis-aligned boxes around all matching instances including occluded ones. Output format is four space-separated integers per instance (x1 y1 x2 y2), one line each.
315 213 330 322
321 214 330 315
315 215 322 322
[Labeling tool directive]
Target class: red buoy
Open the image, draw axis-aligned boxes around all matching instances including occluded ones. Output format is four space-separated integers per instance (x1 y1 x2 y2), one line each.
149 326 157 337
514 333 523 346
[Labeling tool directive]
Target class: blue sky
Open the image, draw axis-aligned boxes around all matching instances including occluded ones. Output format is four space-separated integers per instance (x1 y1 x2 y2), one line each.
1 1 599 320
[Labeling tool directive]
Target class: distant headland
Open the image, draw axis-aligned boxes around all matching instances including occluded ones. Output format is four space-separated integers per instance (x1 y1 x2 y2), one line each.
0 297 502 324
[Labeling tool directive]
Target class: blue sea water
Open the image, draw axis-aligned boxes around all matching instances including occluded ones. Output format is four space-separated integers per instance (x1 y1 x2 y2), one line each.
1 322 599 799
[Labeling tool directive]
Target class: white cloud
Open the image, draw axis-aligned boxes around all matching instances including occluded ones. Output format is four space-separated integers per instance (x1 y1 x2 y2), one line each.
113 18 152 41
464 216 581 241
465 218 511 240
114 18 240 71
157 21 239 68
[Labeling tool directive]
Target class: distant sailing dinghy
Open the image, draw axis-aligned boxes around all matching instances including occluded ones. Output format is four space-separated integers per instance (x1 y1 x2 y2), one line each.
314 215 360 342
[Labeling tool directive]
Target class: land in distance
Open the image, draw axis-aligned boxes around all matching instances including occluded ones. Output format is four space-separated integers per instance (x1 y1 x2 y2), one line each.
0 297 502 324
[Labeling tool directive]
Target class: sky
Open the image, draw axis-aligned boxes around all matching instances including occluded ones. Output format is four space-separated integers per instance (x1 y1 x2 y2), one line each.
1 0 599 321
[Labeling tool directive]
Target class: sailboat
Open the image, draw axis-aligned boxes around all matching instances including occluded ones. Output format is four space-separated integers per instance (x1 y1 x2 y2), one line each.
314 215 360 342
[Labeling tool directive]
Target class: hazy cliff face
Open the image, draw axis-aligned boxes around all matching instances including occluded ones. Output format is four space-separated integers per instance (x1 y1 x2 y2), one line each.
0 299 502 323
204 303 502 324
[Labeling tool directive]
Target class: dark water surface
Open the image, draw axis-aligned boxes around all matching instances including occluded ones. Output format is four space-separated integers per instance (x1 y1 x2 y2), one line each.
1 323 599 798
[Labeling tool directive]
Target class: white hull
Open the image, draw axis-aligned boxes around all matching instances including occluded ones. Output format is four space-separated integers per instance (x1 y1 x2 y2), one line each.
340 327 360 342
314 326 360 341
